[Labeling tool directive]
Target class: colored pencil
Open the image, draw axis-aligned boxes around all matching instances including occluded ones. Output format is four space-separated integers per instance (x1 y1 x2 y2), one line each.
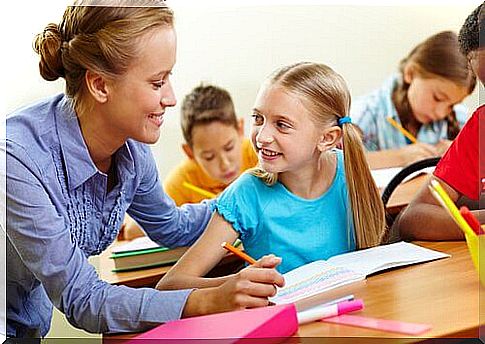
182 181 216 199
386 117 418 144
221 241 257 265
460 206 484 235
429 180 476 238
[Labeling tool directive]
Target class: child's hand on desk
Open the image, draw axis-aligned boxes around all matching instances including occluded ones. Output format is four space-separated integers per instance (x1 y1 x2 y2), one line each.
182 255 284 317
398 142 439 165
435 139 452 156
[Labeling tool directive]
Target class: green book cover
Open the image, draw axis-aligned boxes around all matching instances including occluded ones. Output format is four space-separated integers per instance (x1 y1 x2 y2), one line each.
111 259 178 272
110 246 170 259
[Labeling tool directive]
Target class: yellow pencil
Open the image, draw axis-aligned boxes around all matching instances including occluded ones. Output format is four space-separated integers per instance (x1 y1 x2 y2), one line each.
182 182 216 199
221 241 257 265
428 185 460 228
429 180 476 238
386 117 418 144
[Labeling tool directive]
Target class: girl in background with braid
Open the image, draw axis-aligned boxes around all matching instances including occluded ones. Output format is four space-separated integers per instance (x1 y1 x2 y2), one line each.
351 31 476 169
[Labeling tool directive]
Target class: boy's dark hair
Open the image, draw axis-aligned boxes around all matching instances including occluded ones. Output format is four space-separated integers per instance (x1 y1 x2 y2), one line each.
458 3 484 56
181 84 237 146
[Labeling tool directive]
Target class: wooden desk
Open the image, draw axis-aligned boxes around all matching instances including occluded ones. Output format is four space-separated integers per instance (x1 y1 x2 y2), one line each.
104 241 483 342
297 241 483 340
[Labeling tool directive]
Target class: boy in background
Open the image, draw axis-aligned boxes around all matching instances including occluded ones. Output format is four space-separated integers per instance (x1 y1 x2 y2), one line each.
165 84 257 205
120 84 257 239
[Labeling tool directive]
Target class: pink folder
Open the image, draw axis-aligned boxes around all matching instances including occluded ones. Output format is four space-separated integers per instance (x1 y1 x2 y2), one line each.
126 304 298 343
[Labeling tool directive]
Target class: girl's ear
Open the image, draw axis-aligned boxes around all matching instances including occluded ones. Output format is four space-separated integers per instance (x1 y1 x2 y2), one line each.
85 70 109 103
182 143 195 160
317 126 342 152
403 63 415 84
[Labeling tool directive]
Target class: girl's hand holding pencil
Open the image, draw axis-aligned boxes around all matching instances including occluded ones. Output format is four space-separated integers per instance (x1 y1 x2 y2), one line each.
398 142 440 162
181 253 285 316
210 242 285 311
213 255 284 311
386 116 442 164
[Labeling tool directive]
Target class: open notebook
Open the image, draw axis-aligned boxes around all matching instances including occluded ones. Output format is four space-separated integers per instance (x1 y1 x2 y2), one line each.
270 242 449 310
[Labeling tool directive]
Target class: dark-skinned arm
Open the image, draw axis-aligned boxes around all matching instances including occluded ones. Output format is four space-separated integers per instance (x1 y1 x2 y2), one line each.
393 176 465 241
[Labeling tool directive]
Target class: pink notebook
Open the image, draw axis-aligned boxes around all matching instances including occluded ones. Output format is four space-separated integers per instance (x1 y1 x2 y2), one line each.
126 304 298 343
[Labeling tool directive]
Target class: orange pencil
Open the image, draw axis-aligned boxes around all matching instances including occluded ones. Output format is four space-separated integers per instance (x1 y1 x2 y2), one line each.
386 117 418 144
221 241 257 265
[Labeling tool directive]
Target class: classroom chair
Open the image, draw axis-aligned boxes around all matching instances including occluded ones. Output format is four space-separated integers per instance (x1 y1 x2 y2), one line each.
381 157 440 207
381 157 441 243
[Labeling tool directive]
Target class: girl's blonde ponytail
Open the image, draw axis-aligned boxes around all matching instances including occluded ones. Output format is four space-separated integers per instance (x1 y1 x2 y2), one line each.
341 120 386 248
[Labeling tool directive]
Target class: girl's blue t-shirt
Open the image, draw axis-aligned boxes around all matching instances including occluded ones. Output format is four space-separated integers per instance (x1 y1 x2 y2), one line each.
213 149 355 274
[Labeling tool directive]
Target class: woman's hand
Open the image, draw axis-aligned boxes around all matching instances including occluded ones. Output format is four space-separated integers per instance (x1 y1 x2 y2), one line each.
181 255 284 317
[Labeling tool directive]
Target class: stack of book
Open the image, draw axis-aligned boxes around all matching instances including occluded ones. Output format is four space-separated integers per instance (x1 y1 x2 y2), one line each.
110 236 188 272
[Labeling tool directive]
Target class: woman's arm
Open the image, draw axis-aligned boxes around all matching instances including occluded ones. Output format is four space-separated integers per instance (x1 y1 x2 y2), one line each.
5 146 195 333
393 176 465 240
127 146 212 248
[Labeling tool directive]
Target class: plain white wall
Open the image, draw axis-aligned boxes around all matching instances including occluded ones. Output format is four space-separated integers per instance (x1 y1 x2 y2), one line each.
1 0 481 339
2 1 480 181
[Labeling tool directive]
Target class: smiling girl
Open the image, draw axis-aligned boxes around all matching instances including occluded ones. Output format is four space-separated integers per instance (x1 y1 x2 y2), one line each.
350 31 476 169
156 62 385 309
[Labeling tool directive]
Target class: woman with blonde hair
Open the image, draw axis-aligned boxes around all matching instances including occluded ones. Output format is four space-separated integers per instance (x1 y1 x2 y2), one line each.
5 0 279 338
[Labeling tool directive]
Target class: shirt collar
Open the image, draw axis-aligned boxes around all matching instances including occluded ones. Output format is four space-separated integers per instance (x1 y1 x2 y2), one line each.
54 96 135 191
115 140 136 185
